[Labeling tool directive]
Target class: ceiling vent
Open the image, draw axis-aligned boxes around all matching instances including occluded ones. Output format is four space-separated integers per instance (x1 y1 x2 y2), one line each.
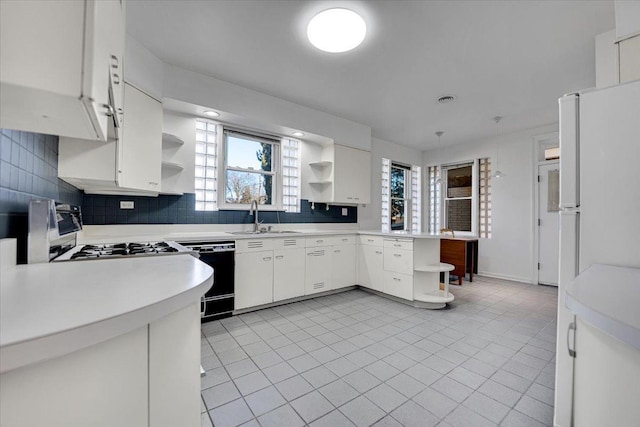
437 95 456 104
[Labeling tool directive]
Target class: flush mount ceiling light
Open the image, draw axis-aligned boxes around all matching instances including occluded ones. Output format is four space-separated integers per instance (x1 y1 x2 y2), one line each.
292 131 305 137
307 8 366 53
203 110 219 118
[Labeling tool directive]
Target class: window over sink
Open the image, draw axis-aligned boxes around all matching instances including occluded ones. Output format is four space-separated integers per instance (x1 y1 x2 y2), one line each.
194 120 301 212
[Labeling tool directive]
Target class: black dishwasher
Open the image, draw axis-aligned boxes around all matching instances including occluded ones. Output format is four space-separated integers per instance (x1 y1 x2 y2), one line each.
180 241 235 322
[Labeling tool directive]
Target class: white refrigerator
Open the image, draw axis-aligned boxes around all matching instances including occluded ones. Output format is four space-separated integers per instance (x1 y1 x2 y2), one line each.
554 79 640 426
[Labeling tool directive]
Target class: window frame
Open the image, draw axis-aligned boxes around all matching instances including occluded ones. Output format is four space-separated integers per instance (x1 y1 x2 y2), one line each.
219 129 281 210
390 162 411 232
428 159 480 236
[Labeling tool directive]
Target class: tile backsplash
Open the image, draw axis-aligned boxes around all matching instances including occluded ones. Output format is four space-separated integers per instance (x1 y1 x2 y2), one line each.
0 129 83 262
82 193 356 225
0 128 357 262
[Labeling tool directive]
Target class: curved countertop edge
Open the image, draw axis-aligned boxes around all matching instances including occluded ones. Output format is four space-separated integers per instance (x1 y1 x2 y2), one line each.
0 258 213 374
565 264 640 351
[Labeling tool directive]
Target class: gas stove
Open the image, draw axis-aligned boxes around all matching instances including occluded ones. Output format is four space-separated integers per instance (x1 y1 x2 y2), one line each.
53 241 193 262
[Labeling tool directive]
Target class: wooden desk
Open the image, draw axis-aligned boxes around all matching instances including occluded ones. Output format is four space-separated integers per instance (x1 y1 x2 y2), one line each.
440 237 478 285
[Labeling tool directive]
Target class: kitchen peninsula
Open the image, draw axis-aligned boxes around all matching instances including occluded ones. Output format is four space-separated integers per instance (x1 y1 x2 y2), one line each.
0 239 213 427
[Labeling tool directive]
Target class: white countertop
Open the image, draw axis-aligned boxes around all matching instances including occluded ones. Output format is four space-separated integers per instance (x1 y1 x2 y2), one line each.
0 254 213 373
79 228 445 244
566 264 640 350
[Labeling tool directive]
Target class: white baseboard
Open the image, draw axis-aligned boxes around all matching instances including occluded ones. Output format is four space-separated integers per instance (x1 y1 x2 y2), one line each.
477 270 534 284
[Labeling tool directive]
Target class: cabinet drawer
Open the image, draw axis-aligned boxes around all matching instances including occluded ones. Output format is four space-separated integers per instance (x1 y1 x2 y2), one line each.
384 248 413 274
383 238 413 251
383 271 413 301
331 235 356 246
358 235 383 246
306 236 332 247
235 239 274 253
272 237 306 250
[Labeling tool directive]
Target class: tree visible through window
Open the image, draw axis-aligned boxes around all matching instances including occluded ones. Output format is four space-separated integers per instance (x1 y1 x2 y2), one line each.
224 131 277 206
390 163 410 231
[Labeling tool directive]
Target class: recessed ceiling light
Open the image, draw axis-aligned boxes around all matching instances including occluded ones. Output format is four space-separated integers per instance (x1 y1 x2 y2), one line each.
292 131 305 137
307 8 366 53
203 110 219 117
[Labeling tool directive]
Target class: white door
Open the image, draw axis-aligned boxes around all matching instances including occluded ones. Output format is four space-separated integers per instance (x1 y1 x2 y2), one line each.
538 162 560 286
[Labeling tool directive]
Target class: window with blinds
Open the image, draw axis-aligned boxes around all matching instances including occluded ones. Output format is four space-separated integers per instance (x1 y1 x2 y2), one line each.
479 157 492 238
195 119 218 211
281 138 301 213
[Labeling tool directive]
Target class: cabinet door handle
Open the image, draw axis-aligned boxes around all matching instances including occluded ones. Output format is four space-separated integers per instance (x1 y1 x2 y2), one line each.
334 250 340 253
367 239 374 242
341 238 348 242
275 255 284 259
263 257 272 261
112 73 120 85
375 251 382 255
149 182 158 186
347 196 353 200
111 54 119 68
394 254 402 257
393 244 401 247
316 240 324 243
567 321 577 358
393 277 401 282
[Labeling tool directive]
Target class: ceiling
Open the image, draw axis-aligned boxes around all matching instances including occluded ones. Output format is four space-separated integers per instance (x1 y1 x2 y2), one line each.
126 1 614 150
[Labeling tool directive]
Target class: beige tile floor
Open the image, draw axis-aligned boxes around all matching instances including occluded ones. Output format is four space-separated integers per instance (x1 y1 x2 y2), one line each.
201 276 557 426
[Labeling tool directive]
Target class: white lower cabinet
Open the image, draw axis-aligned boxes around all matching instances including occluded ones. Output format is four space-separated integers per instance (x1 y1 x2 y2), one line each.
572 318 640 427
305 247 332 295
358 244 384 292
0 303 201 427
383 271 414 300
235 251 274 310
273 249 306 301
332 243 356 289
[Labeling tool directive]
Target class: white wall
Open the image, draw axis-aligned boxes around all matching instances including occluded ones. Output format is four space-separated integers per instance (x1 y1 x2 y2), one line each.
125 35 372 151
615 0 640 40
125 35 164 100
359 137 423 230
423 123 558 283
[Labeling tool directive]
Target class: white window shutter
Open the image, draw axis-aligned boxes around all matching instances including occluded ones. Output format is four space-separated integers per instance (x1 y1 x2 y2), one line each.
195 119 218 211
411 165 421 233
281 138 301 213
381 158 391 232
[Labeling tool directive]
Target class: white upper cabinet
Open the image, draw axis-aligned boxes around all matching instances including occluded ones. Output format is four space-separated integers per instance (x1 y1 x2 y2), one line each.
0 0 124 141
59 83 162 195
118 84 162 192
333 144 371 204
304 143 371 205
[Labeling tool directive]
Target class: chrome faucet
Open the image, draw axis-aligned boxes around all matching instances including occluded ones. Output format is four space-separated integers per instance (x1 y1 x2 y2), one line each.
249 200 261 232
